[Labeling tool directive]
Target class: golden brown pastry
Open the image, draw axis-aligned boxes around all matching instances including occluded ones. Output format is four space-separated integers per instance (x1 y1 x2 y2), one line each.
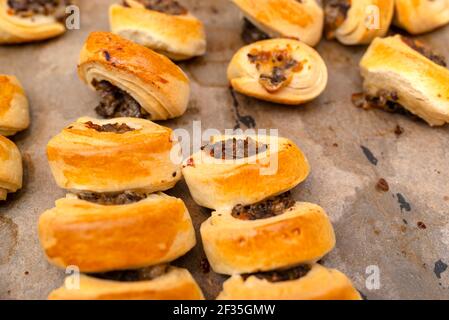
47 117 182 193
78 31 190 121
217 264 361 300
227 38 328 105
232 0 323 47
201 198 335 275
48 266 204 300
394 0 449 34
109 0 206 61
39 193 196 272
182 135 310 210
0 135 22 200
358 35 449 126
0 74 29 136
324 0 394 45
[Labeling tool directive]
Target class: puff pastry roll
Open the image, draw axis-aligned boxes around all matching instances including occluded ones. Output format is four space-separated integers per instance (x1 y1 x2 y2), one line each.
357 35 449 126
182 135 310 210
232 0 323 47
39 193 196 272
0 0 70 44
324 0 394 45
0 135 22 200
227 39 328 105
217 264 361 300
78 32 190 121
394 0 449 34
109 0 206 61
201 197 335 275
48 266 204 300
0 75 30 136
47 117 182 193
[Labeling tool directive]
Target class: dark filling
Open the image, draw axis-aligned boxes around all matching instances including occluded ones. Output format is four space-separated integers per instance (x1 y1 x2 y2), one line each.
92 80 151 120
241 18 269 44
232 191 295 221
77 191 148 206
324 0 351 39
123 0 187 15
7 0 71 20
242 265 311 283
91 264 170 282
202 137 268 160
84 121 135 134
401 36 447 67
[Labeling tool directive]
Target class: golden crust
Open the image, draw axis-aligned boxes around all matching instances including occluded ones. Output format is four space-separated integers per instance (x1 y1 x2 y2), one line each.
78 32 190 120
0 135 22 201
48 267 204 300
201 202 335 275
0 75 29 136
217 264 361 300
39 193 196 273
360 35 449 126
47 117 182 193
109 4 206 61
232 0 323 47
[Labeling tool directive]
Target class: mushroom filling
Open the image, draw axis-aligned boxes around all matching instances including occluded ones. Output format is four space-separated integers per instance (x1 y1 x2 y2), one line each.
77 191 148 206
247 48 303 93
91 264 170 282
202 137 268 160
351 90 417 118
241 18 269 44
92 80 151 120
123 0 187 15
84 121 135 134
7 0 71 20
232 191 295 221
401 36 447 67
324 0 351 39
242 265 311 283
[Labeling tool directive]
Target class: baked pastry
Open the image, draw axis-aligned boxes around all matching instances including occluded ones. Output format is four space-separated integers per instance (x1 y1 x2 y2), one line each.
47 117 182 193
357 35 449 126
109 0 206 61
0 74 30 136
394 0 449 34
48 265 204 300
227 39 328 105
0 0 70 44
182 135 310 210
201 197 335 275
232 0 323 47
0 135 22 200
78 31 190 121
217 264 362 300
39 192 196 272
324 0 394 45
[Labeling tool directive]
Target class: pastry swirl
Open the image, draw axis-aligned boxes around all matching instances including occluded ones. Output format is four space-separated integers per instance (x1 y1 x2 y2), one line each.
0 135 22 200
0 74 29 136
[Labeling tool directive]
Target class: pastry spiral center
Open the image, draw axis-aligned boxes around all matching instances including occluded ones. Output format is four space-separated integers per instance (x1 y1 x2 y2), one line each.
242 264 311 283
77 191 148 206
7 0 71 19
123 0 187 15
324 0 351 39
84 121 135 134
203 137 268 160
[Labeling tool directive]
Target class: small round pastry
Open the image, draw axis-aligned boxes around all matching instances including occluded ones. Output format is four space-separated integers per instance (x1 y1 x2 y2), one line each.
78 31 190 121
394 0 449 34
227 39 328 105
182 135 310 211
39 193 196 273
201 196 336 275
46 117 182 193
217 264 362 300
231 0 323 47
48 266 204 300
324 0 394 45
358 35 449 126
0 75 30 136
0 135 22 201
0 0 70 44
109 0 206 61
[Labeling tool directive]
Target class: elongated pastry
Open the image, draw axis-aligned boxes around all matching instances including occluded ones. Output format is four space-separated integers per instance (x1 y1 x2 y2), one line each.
39 193 195 272
0 75 30 136
0 135 22 200
182 135 310 210
0 0 70 44
232 0 323 47
49 266 204 300
394 0 449 34
357 35 449 126
78 32 190 120
202 196 335 275
47 117 182 193
109 0 206 61
217 264 361 300
228 39 327 105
